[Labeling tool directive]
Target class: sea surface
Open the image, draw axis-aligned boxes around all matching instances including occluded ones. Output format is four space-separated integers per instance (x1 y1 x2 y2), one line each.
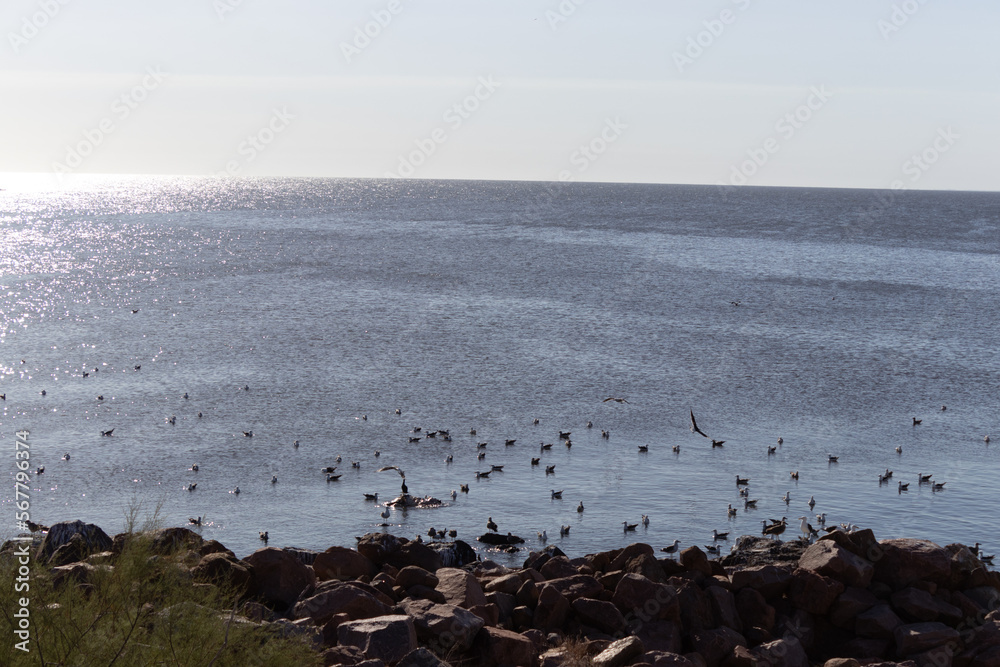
1 175 998 564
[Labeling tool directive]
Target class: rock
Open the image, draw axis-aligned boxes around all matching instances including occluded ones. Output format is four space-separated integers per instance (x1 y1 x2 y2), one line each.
572 597 627 635
320 645 366 665
680 547 713 577
705 586 742 633
895 622 961 656
396 647 452 667
543 574 605 602
426 540 478 569
635 619 683 654
873 540 953 590
479 533 526 546
191 552 254 592
396 566 440 591
750 638 809 667
435 568 488 609
829 587 880 629
613 574 680 624
145 527 204 555
824 659 861 667
200 540 235 558
730 565 793 600
516 579 539 608
592 636 645 667
674 580 715 634
404 584 447 604
540 556 580 580
534 585 570 631
37 520 113 563
486 591 516 625
626 552 670 583
691 627 747 667
388 541 443 573
293 582 392 624
840 638 891 660
469 603 499 627
892 587 964 624
485 573 524 596
314 546 378 582
799 541 874 588
511 605 533 630
244 547 315 612
399 598 486 652
337 615 417 664
609 543 656 571
736 587 776 633
857 604 904 640
789 568 845 615
49 533 89 567
51 562 99 589
472 626 538 667
969 646 1000 667
356 533 405 565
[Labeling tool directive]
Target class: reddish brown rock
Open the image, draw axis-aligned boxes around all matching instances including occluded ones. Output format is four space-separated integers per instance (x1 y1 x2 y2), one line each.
895 622 961 656
610 543 656 571
613 574 680 625
396 647 451 667
244 547 316 611
647 652 696 667
484 572 524 596
534 585 570 631
626 552 670 584
395 565 439 591
680 547 713 577
736 587 776 633
435 567 488 609
399 598 485 652
313 546 378 582
336 614 417 663
691 627 747 667
873 539 953 590
199 540 235 558
472 626 538 667
750 638 809 667
293 582 392 624
799 541 875 588
592 636 646 667
705 585 742 633
824 659 861 667
543 574 605 602
540 556 580 580
191 552 253 592
829 587 880 629
891 587 964 625
572 597 627 635
673 580 715 634
789 568 845 615
731 565 793 600
635 619 683 654
856 604 904 640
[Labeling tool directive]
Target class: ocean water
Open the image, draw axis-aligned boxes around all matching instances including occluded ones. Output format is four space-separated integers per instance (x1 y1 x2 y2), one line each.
1 175 998 563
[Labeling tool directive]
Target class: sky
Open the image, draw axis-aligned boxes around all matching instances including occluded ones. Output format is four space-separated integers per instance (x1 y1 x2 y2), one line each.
1 0 998 190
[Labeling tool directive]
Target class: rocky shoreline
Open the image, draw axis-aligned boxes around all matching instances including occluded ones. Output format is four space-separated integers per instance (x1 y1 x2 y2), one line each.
5 520 999 667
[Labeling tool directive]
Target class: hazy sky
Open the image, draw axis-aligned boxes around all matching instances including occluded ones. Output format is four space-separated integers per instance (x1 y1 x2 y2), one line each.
1 0 997 190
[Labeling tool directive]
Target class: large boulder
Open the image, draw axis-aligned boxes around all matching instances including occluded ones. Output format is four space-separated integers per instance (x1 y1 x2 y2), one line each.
731 564 793 600
243 547 315 611
894 622 961 656
533 585 569 631
612 573 680 625
706 586 742 633
37 520 113 563
426 540 478 568
592 636 645 667
191 552 253 593
572 597 628 635
829 587 879 629
799 541 874 588
872 539 953 589
293 581 391 624
856 604 904 640
435 568 488 609
337 614 417 663
542 574 605 602
891 587 964 624
355 533 405 565
750 638 809 667
472 627 537 667
691 627 747 667
312 546 377 581
399 598 485 652
789 568 845 615
148 527 205 555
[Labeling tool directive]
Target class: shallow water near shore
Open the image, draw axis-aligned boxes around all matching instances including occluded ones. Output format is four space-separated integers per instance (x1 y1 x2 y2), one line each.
1 176 998 563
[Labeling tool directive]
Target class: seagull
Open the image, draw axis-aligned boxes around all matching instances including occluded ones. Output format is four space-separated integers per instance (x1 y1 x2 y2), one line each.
713 529 729 540
777 437 783 445
491 465 504 472
380 506 391 521
271 475 278 484
739 487 749 497
190 464 199 471
188 517 202 526
896 445 903 454
808 496 816 509
551 489 563 499
623 522 638 532
690 410 708 437
638 445 649 453
321 466 337 473
505 439 516 446
198 412 203 418
913 417 921 425
531 457 540 465
898 481 909 493
661 539 681 554
565 439 573 449
242 430 253 437
744 498 758 509
918 473 933 483
798 516 818 539
762 518 787 539
62 453 70 461
540 443 553 451
395 409 401 415
533 418 540 425
259 531 268 542
767 446 776 455
603 397 629 403
782 492 791 505
101 429 114 437
374 451 380 457
712 439 725 448
183 392 188 399
790 471 799 480
408 437 421 443
448 529 457 538
537 530 548 542
450 490 457 500
477 452 486 460
672 445 680 453
134 365 141 371
326 474 341 481
477 442 488 449
727 504 737 517
184 483 197 491
352 462 360 469
705 544 720 555
364 493 378 501
243 385 249 391
545 465 556 474
559 431 572 439
469 428 476 435
167 415 176 425
487 517 498 532
97 395 104 401
82 371 89 378
577 501 584 512
475 470 490 478
231 487 240 495
445 455 453 463
985 435 990 443
132 309 139 313
736 475 749 485
460 484 469 493
932 482 947 491
39 390 46 396
828 454 839 463
641 514 649 527
815 513 827 525
336 455 342 463
0 394 4 400
559 525 570 536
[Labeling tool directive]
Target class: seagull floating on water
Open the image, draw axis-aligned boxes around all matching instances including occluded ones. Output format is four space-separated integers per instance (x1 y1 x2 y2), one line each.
641 514 649 527
623 522 638 532
790 471 799 480
363 493 378 501
560 525 570 536
736 475 749 485
101 429 114 437
727 504 737 517
259 531 268 542
551 489 563 499
705 544 720 555
638 445 649 453
271 475 278 484
537 530 547 541
712 439 725 448
545 465 556 474
230 487 240 495
913 417 921 425
189 516 202 526
531 457 540 465
828 454 839 463
661 539 681 555
327 474 342 481
603 397 629 403
577 501 584 512
808 496 816 509
898 481 909 493
782 492 791 505
713 529 729 540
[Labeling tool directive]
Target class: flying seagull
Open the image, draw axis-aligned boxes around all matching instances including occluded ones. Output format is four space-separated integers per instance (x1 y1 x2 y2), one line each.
603 397 629 403
690 410 708 437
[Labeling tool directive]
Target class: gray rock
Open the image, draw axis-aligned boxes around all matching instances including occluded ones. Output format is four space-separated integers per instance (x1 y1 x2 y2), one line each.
337 615 417 664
